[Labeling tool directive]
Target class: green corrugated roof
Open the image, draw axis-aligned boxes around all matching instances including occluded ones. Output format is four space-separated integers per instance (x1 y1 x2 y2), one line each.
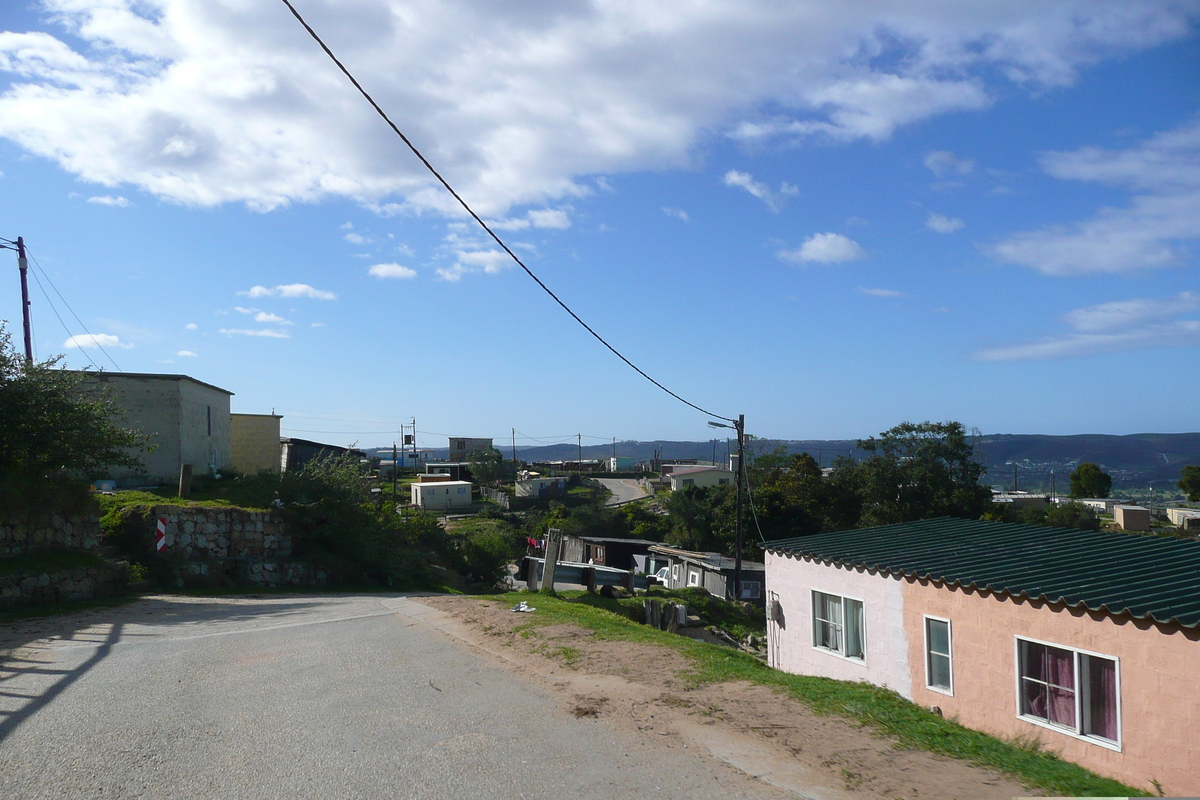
762 517 1200 628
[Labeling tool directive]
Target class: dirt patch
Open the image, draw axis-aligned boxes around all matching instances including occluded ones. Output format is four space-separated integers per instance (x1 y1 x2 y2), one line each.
420 594 1026 800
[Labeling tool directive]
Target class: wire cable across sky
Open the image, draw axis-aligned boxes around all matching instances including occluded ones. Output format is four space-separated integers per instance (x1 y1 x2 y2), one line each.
279 0 735 426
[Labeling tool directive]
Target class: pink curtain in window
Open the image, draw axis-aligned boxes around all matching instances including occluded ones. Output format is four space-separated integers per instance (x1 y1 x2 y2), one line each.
1088 657 1118 740
1046 646 1076 727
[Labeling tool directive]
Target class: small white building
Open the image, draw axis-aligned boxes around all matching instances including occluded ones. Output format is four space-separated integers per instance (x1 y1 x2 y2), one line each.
609 457 636 472
991 491 1048 510
668 466 735 491
411 480 473 511
515 476 567 498
1076 498 1124 515
1166 508 1200 527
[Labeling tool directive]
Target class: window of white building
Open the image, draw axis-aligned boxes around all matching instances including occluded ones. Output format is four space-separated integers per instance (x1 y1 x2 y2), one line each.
811 590 864 661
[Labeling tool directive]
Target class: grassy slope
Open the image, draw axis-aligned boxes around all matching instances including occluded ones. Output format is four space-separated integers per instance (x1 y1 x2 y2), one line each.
495 591 1147 798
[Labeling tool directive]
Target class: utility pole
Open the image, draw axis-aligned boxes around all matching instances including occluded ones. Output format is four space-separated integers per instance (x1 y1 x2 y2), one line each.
709 414 746 603
392 441 398 499
512 428 517 464
735 414 745 603
577 433 582 467
1 236 33 364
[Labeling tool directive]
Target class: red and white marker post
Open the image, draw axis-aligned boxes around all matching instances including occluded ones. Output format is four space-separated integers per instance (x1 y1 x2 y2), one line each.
155 517 167 551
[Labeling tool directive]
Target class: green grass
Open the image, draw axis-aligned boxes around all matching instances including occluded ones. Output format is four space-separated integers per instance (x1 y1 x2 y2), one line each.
489 591 1147 798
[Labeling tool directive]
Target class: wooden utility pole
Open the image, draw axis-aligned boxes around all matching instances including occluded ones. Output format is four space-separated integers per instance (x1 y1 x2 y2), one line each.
392 441 398 499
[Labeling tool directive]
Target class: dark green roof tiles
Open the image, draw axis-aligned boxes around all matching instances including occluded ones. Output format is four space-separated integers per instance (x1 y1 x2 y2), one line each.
762 517 1200 628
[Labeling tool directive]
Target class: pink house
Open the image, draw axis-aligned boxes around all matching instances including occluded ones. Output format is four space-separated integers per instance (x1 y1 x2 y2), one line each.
763 518 1200 796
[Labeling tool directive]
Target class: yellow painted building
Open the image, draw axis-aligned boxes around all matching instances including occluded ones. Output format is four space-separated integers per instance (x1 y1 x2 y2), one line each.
230 413 283 475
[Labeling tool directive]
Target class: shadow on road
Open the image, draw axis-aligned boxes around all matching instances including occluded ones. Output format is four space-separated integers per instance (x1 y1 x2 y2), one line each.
0 595 337 745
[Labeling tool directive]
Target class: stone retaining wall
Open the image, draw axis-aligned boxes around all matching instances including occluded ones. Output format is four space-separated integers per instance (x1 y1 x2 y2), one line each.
146 505 325 588
0 563 127 610
149 505 290 561
0 512 102 556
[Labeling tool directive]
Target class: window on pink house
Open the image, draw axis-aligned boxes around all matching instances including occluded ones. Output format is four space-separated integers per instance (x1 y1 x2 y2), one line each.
1017 638 1119 746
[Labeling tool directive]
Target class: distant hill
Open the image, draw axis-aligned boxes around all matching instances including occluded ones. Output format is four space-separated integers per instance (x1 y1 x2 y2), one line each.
365 432 1200 489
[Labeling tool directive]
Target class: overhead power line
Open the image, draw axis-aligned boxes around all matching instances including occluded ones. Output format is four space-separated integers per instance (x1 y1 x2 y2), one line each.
26 249 123 371
27 267 100 371
278 0 735 426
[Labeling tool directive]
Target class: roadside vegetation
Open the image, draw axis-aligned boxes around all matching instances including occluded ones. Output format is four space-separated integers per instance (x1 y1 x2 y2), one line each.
494 591 1148 798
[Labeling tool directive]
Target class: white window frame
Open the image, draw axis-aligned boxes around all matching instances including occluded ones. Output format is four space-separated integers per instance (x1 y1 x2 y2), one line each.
923 615 954 696
810 589 866 664
1012 635 1122 752
740 580 762 600
686 569 701 587
670 564 679 582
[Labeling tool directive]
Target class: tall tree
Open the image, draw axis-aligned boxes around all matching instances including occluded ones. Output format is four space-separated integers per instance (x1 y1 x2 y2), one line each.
1069 462 1112 499
465 447 510 486
0 324 149 481
841 421 992 526
1178 465 1200 502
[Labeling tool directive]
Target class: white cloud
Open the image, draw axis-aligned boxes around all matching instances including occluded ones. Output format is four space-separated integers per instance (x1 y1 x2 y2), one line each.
238 284 336 300
990 120 1200 276
723 170 797 212
311 322 326 327
1062 291 1200 333
176 349 197 357
924 151 975 177
974 291 1200 361
63 333 132 349
184 322 197 330
218 328 291 339
438 249 513 281
779 233 867 264
254 311 291 325
858 287 905 297
488 208 572 231
369 262 417 279
344 232 369 244
340 222 354 230
2 3 1188 215
86 195 129 207
662 207 689 222
926 212 964 233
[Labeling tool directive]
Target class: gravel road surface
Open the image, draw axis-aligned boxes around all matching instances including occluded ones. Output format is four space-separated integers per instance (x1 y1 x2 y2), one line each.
0 594 793 800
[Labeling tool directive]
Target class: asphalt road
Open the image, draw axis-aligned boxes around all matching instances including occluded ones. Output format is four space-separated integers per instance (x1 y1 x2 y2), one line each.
0 595 787 800
595 477 648 506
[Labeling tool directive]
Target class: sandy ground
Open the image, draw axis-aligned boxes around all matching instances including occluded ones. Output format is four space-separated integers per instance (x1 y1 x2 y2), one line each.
419 595 1029 800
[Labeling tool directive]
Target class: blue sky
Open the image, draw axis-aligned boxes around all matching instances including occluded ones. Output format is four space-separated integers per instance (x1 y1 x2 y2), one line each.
0 1 1198 450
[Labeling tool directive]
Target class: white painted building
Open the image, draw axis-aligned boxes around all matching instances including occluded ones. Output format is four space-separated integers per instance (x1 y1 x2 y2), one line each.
1166 507 1200 526
667 466 735 491
79 372 233 486
410 480 474 511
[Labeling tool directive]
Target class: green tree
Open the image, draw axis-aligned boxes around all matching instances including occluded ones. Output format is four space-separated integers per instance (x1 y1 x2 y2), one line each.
1178 465 1200 502
466 447 510 486
0 324 150 482
841 421 992 526
1068 462 1112 499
